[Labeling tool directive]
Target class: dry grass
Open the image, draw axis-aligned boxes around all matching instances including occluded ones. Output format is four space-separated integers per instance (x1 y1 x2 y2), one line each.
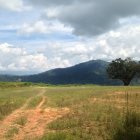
0 84 140 140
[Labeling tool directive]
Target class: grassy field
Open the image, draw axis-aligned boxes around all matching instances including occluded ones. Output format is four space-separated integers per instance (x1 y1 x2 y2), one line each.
0 83 139 140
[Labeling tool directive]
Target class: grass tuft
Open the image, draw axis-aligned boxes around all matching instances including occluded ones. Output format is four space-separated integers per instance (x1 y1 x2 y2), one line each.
14 116 27 126
113 111 140 140
5 127 19 138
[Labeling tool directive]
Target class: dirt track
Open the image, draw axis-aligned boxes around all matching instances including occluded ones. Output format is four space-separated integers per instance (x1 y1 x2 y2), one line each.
0 89 70 140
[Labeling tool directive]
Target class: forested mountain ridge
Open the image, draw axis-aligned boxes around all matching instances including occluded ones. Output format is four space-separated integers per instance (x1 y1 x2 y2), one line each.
21 60 121 85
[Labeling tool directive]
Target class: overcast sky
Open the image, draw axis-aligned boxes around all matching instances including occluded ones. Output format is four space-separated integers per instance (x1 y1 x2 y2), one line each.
0 0 140 75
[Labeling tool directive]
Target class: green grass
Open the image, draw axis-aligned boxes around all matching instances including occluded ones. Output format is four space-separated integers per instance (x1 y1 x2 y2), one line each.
27 96 42 109
0 85 41 120
0 82 33 88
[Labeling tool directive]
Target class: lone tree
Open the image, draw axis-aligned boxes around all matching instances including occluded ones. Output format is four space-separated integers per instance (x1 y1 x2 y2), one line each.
107 58 137 86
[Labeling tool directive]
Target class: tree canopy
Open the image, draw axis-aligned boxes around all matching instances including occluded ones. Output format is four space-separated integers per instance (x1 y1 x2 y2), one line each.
107 58 139 86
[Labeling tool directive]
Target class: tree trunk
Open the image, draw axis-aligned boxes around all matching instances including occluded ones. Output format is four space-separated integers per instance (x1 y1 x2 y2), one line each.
123 79 130 86
124 83 129 86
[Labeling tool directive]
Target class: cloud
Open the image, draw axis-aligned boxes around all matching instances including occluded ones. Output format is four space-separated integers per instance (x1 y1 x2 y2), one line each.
0 0 25 11
36 23 140 64
0 43 71 74
1 22 140 75
0 43 48 73
26 0 74 7
92 24 140 60
27 0 140 36
18 20 72 35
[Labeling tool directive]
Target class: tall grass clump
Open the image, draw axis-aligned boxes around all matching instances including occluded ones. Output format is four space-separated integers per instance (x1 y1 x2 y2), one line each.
5 127 19 138
112 90 140 140
113 111 140 140
0 101 17 120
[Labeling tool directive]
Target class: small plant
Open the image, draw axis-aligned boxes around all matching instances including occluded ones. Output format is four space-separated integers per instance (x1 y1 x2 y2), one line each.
15 116 27 126
5 127 19 138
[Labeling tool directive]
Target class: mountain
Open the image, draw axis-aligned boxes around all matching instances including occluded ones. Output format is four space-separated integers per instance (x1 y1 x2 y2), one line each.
20 60 122 85
0 75 19 82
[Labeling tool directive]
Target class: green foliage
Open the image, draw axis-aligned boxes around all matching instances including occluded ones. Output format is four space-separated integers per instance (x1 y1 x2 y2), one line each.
107 58 138 86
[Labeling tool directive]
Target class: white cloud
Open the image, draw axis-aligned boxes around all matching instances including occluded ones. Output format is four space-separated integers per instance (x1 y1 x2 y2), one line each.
36 23 140 64
19 21 47 35
18 20 73 35
0 0 26 11
109 31 121 38
1 19 140 75
0 43 48 72
93 24 140 60
0 43 71 74
44 8 60 18
48 57 70 69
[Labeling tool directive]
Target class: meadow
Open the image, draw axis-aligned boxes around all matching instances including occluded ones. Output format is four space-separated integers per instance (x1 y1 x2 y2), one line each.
0 82 139 140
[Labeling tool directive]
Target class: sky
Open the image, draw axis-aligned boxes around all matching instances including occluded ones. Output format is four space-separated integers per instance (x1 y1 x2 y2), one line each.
0 0 140 75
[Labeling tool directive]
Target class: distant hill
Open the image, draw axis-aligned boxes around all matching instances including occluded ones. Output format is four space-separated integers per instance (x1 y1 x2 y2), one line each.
20 60 122 85
0 75 19 82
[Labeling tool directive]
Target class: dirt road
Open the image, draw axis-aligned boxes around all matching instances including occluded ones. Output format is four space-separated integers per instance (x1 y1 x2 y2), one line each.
0 89 70 140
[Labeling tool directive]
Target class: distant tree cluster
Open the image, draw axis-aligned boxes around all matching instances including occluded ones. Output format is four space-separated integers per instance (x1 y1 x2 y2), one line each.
107 58 140 86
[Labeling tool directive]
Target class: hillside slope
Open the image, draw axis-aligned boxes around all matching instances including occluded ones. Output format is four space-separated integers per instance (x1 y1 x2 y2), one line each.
21 60 121 85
